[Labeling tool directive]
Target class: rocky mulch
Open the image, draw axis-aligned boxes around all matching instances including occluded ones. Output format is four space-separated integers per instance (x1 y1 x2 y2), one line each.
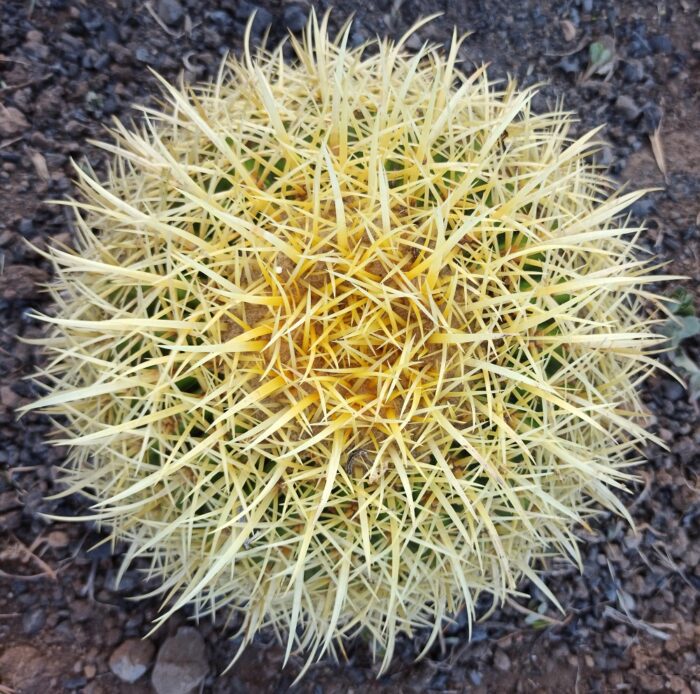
0 0 698 692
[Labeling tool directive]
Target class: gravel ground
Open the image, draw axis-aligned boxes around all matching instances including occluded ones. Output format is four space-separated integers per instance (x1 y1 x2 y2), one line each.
0 1 698 692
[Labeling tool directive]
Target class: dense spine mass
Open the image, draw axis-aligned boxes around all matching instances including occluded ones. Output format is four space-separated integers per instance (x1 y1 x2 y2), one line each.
28 14 666 672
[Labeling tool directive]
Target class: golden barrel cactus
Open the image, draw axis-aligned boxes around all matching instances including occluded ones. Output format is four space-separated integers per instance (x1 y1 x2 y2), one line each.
29 14 666 672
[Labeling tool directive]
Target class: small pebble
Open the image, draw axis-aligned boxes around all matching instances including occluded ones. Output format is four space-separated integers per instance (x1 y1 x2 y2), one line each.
557 55 580 74
234 2 274 40
494 649 511 671
283 4 308 33
62 675 87 690
0 385 20 409
615 95 641 122
109 638 156 683
0 107 29 137
22 607 46 636
649 34 673 54
157 0 184 26
640 102 663 133
663 380 685 402
47 530 71 548
151 627 208 694
70 599 93 623
135 47 150 63
622 59 645 83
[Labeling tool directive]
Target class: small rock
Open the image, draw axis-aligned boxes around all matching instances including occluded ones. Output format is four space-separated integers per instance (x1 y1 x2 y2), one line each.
557 55 580 74
470 625 488 642
663 380 685 402
234 2 274 40
622 59 645 83
135 47 150 63
0 106 29 137
18 218 34 237
630 197 655 219
615 95 640 122
594 144 614 168
157 0 184 26
494 649 511 671
62 675 87 690
0 491 20 513
22 607 46 635
25 29 43 44
640 102 663 133
0 386 20 409
70 599 93 623
649 34 673 54
151 627 208 694
205 10 234 32
560 19 576 42
104 627 123 647
79 8 103 31
657 427 674 443
283 4 308 33
0 510 22 531
109 638 156 684
47 530 71 548
673 437 695 465
0 264 48 301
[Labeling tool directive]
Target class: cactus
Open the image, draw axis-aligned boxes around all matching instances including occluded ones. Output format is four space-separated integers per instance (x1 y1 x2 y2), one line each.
27 14 668 673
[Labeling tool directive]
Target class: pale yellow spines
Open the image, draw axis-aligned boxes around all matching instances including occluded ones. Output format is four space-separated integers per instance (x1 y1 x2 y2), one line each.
26 12 670 676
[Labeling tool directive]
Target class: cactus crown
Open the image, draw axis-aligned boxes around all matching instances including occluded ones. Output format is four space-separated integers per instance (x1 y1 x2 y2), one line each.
29 13 666 673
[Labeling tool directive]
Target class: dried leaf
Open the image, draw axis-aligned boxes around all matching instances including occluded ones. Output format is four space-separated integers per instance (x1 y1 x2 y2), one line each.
28 148 49 181
560 20 577 42
649 126 668 184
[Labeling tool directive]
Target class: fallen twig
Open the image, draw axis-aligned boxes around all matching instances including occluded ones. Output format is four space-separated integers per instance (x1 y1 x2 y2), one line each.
602 606 672 641
0 73 51 94
0 533 57 581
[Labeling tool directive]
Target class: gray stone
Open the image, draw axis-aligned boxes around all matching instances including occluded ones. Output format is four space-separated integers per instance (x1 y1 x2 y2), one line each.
22 607 45 635
234 2 274 40
494 649 511 671
109 638 156 683
157 0 184 26
0 106 29 137
151 627 208 694
615 95 640 122
622 59 645 83
283 4 308 33
663 380 685 402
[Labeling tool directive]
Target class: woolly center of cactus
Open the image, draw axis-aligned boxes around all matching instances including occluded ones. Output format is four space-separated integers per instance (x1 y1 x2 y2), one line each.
211 191 468 468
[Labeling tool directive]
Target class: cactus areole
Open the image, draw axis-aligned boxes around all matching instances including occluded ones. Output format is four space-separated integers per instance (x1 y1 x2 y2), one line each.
28 14 667 674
